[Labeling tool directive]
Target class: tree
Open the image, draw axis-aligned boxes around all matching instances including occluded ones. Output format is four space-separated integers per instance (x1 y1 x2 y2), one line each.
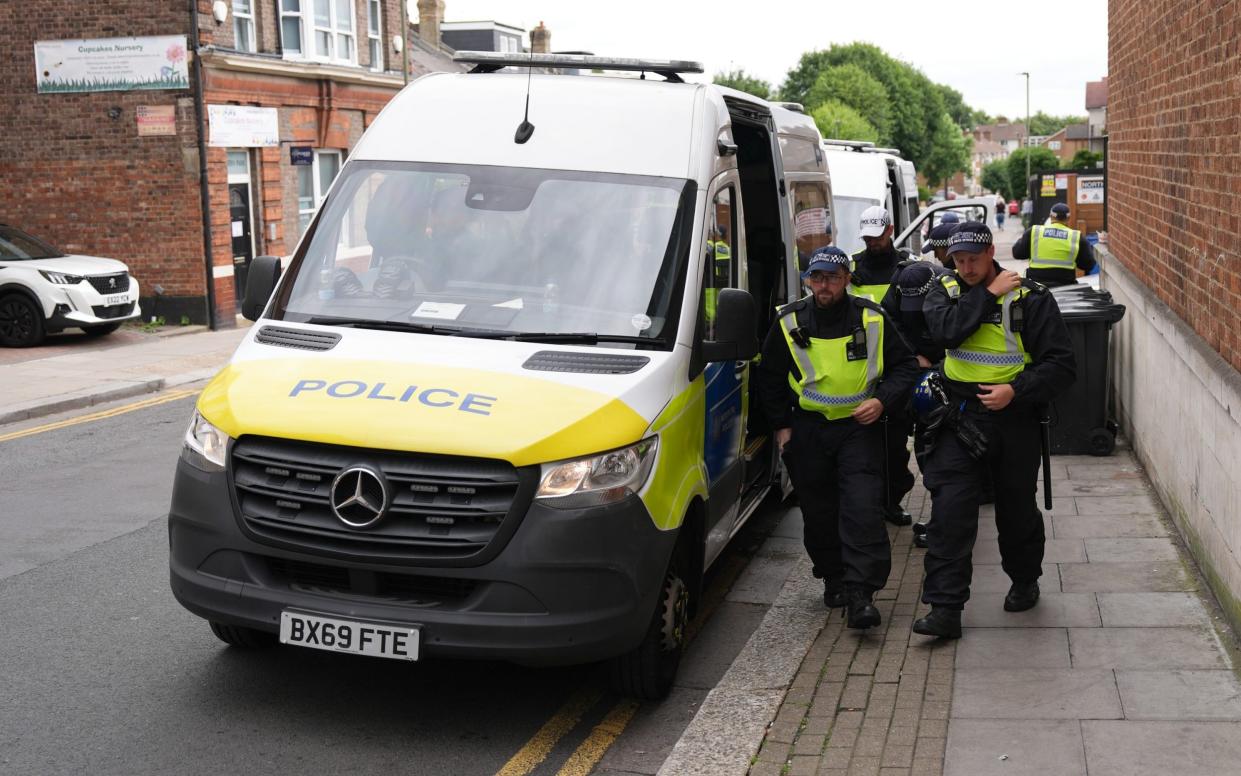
937 84 980 131
1070 149 1103 169
810 100 880 144
805 64 890 138
1006 147 1061 199
981 160 1011 201
712 69 771 100
920 114 972 194
1027 111 1088 136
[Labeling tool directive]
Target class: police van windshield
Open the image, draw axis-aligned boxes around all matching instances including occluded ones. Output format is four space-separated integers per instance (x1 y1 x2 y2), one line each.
274 161 693 347
832 196 882 255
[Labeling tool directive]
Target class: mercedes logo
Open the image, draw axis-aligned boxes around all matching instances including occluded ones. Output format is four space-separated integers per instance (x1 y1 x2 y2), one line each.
329 466 389 528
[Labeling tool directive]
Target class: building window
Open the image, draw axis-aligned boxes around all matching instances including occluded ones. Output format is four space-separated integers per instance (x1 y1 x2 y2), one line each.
280 0 356 64
366 0 382 71
298 150 342 235
233 0 256 52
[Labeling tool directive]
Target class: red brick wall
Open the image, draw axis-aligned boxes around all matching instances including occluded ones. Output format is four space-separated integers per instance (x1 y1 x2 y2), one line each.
1108 0 1241 370
0 0 207 307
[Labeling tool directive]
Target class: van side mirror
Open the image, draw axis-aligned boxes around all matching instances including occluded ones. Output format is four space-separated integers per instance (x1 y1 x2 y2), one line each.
702 288 759 362
242 256 282 321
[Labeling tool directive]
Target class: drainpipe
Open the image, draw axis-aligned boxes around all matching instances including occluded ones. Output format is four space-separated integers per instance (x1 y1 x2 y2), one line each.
189 0 217 329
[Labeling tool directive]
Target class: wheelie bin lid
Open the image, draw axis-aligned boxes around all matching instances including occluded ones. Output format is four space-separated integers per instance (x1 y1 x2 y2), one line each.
1051 282 1126 323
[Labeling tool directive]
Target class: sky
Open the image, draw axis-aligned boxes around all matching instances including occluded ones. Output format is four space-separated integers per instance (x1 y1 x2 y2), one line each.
443 0 1109 120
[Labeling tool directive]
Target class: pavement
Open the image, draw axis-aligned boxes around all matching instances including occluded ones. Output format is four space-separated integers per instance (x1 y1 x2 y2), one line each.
4 228 1239 775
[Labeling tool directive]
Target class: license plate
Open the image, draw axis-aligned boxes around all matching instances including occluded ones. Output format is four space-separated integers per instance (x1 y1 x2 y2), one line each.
105 294 128 306
279 610 419 661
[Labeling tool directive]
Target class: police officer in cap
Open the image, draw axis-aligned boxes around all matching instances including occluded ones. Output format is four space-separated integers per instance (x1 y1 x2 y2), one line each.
912 223 1076 639
850 206 917 526
921 222 957 270
1012 202 1097 287
757 246 920 628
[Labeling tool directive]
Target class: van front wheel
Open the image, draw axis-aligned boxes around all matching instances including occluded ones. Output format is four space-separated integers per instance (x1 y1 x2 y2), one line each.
608 564 689 700
209 621 277 648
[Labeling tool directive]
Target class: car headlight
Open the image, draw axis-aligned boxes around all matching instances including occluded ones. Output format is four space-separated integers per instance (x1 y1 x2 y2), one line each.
535 437 658 509
183 410 229 471
39 270 84 285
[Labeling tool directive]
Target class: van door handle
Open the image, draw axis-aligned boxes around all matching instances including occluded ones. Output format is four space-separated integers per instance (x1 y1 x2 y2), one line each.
734 360 749 376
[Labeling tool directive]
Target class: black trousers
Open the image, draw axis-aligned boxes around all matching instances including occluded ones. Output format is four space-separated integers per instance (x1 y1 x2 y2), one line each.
884 412 916 509
920 406 1045 609
784 412 892 593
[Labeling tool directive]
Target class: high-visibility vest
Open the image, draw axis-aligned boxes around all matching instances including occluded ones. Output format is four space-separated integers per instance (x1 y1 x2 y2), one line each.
939 276 1032 384
1029 224 1080 271
704 240 732 320
778 299 885 420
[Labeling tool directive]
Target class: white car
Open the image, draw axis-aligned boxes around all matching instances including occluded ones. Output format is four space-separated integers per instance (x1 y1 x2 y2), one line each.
0 224 142 346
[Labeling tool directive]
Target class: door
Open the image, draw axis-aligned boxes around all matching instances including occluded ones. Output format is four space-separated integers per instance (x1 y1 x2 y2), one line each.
227 150 257 300
892 197 997 253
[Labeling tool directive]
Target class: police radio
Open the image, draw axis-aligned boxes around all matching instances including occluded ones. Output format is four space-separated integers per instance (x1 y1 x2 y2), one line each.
846 327 867 360
1010 299 1025 333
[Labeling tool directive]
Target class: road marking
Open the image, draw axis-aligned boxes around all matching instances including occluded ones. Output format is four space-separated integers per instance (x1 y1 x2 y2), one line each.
0 389 199 443
553 699 641 776
494 685 604 776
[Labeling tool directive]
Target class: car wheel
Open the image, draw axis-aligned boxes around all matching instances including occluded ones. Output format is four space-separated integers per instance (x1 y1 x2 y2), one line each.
0 293 45 347
82 322 122 337
607 560 690 700
209 621 278 648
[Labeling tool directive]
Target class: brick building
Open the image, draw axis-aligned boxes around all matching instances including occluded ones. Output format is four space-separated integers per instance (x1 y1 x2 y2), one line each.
1 0 515 327
1105 0 1241 633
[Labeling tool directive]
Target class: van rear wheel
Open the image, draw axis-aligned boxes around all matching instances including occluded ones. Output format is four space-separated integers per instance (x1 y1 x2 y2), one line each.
608 564 689 700
209 621 277 648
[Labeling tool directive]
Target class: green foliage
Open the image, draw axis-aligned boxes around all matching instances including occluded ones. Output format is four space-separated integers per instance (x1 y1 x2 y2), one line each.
141 316 167 333
917 185 932 202
179 315 192 326
1027 111 1088 137
712 69 772 100
937 84 981 130
920 113 972 190
981 160 1012 201
1006 147 1062 198
805 64 890 139
1070 149 1104 169
810 100 880 144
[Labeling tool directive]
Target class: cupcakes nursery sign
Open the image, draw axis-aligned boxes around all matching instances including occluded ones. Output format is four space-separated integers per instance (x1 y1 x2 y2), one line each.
35 36 189 93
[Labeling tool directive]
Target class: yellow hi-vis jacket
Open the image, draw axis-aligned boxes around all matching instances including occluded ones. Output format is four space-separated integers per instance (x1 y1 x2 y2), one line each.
939 276 1033 384
778 299 885 420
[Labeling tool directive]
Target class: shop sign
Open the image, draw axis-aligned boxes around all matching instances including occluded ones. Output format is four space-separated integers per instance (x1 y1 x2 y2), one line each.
208 105 279 147
35 36 189 93
1077 176 1105 204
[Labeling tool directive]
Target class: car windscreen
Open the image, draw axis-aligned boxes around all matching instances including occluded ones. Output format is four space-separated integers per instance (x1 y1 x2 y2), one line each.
831 196 881 255
273 161 694 347
0 226 64 260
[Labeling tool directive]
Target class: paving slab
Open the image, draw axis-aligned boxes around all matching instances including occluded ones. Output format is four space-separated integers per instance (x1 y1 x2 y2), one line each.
970 564 1061 594
1073 494 1163 515
1055 480 1154 497
1059 561 1197 593
952 669 1121 719
944 719 1086 776
960 593 1101 628
1115 670 1241 720
954 628 1070 669
1051 514 1169 539
1096 592 1212 627
1083 537 1181 562
972 538 1085 565
1068 627 1227 669
1082 720 1241 776
975 513 1053 540
1065 462 1145 480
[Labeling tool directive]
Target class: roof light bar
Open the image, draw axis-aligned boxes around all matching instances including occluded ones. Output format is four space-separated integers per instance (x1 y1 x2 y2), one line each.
453 51 704 82
821 139 876 149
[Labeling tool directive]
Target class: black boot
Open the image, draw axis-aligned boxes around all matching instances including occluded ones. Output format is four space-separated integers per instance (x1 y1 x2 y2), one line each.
823 580 847 609
1004 581 1040 612
911 521 928 548
845 589 881 629
912 607 962 639
883 506 912 526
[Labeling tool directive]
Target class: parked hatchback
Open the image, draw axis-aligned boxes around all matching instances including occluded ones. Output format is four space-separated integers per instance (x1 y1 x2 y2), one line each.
0 224 141 346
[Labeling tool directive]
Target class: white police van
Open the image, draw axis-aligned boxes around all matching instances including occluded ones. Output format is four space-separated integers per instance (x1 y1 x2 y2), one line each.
169 53 834 698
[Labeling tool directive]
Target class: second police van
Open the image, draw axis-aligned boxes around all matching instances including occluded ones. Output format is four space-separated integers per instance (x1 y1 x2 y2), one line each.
169 53 837 698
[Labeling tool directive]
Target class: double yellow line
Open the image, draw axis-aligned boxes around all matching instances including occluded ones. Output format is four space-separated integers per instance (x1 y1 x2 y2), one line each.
0 388 199 443
495 686 640 776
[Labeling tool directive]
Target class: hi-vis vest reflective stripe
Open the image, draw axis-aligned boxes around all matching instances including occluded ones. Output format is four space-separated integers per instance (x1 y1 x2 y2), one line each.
940 276 1032 384
849 282 889 304
778 299 885 420
1029 224 1080 271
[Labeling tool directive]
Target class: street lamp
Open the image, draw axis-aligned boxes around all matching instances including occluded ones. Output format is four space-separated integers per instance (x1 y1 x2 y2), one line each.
1019 72 1030 202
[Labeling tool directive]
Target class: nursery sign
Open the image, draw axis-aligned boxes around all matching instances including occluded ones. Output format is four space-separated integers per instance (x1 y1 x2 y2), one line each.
35 36 189 93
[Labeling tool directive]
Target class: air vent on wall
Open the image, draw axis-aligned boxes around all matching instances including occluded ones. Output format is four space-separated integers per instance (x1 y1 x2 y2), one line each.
254 326 341 351
522 350 649 375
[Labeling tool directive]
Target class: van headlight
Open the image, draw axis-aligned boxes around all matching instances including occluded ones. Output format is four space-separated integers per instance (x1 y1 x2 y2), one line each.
535 437 658 509
183 410 229 471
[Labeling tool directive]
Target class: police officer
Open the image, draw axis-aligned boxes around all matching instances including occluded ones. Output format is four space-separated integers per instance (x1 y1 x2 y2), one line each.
912 222 1076 639
1013 203 1097 287
921 222 957 269
757 246 920 628
850 206 917 526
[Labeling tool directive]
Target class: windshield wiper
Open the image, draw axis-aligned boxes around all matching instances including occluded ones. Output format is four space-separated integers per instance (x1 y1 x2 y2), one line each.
301 316 462 335
468 331 668 347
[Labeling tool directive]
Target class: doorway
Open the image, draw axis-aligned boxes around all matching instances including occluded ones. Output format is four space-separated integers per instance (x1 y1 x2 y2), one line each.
227 150 257 300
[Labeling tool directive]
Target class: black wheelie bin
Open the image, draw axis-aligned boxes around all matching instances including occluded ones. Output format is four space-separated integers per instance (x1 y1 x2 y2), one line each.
1047 283 1126 456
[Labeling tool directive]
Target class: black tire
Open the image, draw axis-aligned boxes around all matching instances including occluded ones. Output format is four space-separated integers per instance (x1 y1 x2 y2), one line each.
1088 427 1116 457
82 322 122 337
0 293 45 347
209 621 277 648
608 564 690 700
